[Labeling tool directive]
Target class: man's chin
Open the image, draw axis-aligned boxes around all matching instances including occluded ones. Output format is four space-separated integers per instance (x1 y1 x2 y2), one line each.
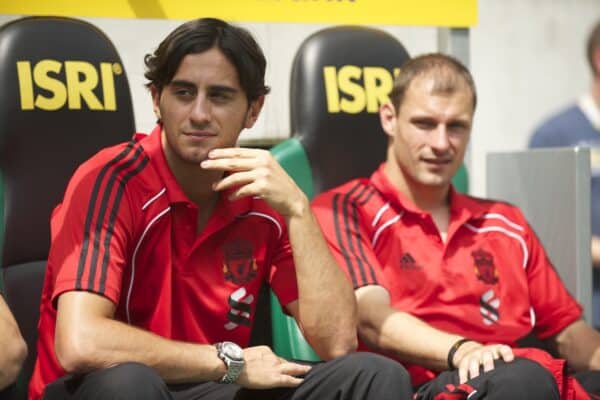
181 152 209 166
418 174 452 188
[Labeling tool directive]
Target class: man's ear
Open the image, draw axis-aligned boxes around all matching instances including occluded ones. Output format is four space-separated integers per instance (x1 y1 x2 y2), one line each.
380 102 398 138
150 85 162 121
593 47 600 78
244 95 265 129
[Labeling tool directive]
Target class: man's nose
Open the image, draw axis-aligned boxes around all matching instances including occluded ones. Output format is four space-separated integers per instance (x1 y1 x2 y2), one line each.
190 96 212 125
430 126 451 151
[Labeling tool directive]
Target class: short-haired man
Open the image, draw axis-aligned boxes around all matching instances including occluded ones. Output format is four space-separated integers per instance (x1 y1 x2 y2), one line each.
0 294 27 393
313 53 600 399
529 18 600 329
30 18 411 400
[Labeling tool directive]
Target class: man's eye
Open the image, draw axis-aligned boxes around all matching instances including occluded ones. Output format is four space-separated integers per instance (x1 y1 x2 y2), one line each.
175 89 193 97
449 123 468 133
211 92 231 102
415 121 435 129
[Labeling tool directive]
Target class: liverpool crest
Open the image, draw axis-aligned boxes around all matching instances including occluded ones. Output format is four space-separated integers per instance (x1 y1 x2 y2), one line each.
223 239 257 284
472 248 498 284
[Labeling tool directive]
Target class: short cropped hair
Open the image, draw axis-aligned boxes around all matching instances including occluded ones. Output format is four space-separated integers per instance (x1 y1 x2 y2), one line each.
144 17 270 102
587 19 600 77
390 53 477 113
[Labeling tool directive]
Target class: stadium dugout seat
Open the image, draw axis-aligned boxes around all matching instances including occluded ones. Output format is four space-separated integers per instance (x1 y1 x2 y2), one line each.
0 16 134 399
269 26 468 360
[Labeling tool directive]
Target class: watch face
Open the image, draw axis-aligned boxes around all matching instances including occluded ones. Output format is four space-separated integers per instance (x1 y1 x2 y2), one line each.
222 341 243 360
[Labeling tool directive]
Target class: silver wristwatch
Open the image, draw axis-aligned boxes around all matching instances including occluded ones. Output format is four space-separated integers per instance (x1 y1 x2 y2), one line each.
216 341 245 383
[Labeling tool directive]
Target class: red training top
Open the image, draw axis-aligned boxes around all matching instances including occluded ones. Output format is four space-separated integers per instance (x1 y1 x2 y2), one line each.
30 126 298 399
312 164 582 386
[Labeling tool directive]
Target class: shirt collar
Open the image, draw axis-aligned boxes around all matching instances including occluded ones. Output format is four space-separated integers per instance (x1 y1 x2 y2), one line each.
142 124 190 205
578 93 600 131
140 124 253 216
369 163 488 223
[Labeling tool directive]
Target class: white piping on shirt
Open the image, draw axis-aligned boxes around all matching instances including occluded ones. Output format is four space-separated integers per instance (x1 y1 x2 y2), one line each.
126 206 171 324
371 202 390 227
464 223 529 268
477 213 524 231
371 212 403 248
238 211 283 239
142 187 166 210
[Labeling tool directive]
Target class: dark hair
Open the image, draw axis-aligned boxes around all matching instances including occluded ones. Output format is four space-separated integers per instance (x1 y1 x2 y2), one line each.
587 19 600 77
144 18 270 102
389 53 477 113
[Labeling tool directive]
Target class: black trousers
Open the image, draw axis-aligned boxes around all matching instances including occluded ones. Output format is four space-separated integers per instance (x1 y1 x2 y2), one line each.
43 352 413 400
415 357 600 400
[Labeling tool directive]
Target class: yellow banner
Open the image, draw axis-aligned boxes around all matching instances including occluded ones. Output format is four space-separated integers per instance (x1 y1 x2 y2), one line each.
2 0 477 27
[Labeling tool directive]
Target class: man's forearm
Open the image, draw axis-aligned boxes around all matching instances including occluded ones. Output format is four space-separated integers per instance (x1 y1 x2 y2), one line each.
56 315 225 383
359 303 462 371
286 204 358 359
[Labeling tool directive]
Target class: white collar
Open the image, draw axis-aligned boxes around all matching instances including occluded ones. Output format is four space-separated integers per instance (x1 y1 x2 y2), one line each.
577 93 600 131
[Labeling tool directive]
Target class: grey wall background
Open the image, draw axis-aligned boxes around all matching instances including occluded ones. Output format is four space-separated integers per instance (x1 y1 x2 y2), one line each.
2 0 599 195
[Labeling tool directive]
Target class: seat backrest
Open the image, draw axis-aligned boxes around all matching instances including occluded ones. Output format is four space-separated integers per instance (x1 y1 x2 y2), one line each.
270 26 411 361
0 16 134 397
290 26 411 195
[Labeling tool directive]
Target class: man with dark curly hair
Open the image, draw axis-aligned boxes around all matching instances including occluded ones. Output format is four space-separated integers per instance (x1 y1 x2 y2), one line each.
30 17 412 400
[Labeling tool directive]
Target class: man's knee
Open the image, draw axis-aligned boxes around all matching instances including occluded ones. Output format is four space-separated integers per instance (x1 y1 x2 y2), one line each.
336 352 412 393
73 362 170 400
480 358 560 399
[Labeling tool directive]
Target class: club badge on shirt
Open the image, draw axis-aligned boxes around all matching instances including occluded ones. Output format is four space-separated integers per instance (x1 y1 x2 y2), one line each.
472 248 498 285
222 238 257 284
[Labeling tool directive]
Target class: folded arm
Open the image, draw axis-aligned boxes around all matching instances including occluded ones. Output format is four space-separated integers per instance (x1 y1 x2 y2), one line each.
203 148 358 359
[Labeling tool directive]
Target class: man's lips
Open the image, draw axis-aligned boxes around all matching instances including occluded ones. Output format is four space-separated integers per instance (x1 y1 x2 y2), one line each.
184 130 217 138
422 157 452 165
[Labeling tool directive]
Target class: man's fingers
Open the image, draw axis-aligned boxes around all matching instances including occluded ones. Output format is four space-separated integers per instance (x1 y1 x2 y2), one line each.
201 157 257 172
481 351 495 372
208 147 266 159
498 345 514 362
468 357 481 380
226 181 267 201
458 364 469 384
278 362 312 377
212 171 256 192
275 374 304 388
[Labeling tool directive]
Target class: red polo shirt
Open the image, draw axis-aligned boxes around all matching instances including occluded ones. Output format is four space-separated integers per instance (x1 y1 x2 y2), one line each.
312 164 582 386
30 125 298 399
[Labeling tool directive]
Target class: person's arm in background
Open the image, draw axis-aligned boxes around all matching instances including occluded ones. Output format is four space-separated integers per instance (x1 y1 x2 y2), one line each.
592 236 600 268
204 147 358 360
0 295 27 390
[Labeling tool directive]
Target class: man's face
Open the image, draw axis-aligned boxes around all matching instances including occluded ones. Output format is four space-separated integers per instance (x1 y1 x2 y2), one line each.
152 47 263 168
381 76 474 190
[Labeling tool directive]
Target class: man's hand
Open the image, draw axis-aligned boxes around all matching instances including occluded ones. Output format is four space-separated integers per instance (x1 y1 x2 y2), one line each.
236 346 311 389
201 148 308 219
452 342 514 383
